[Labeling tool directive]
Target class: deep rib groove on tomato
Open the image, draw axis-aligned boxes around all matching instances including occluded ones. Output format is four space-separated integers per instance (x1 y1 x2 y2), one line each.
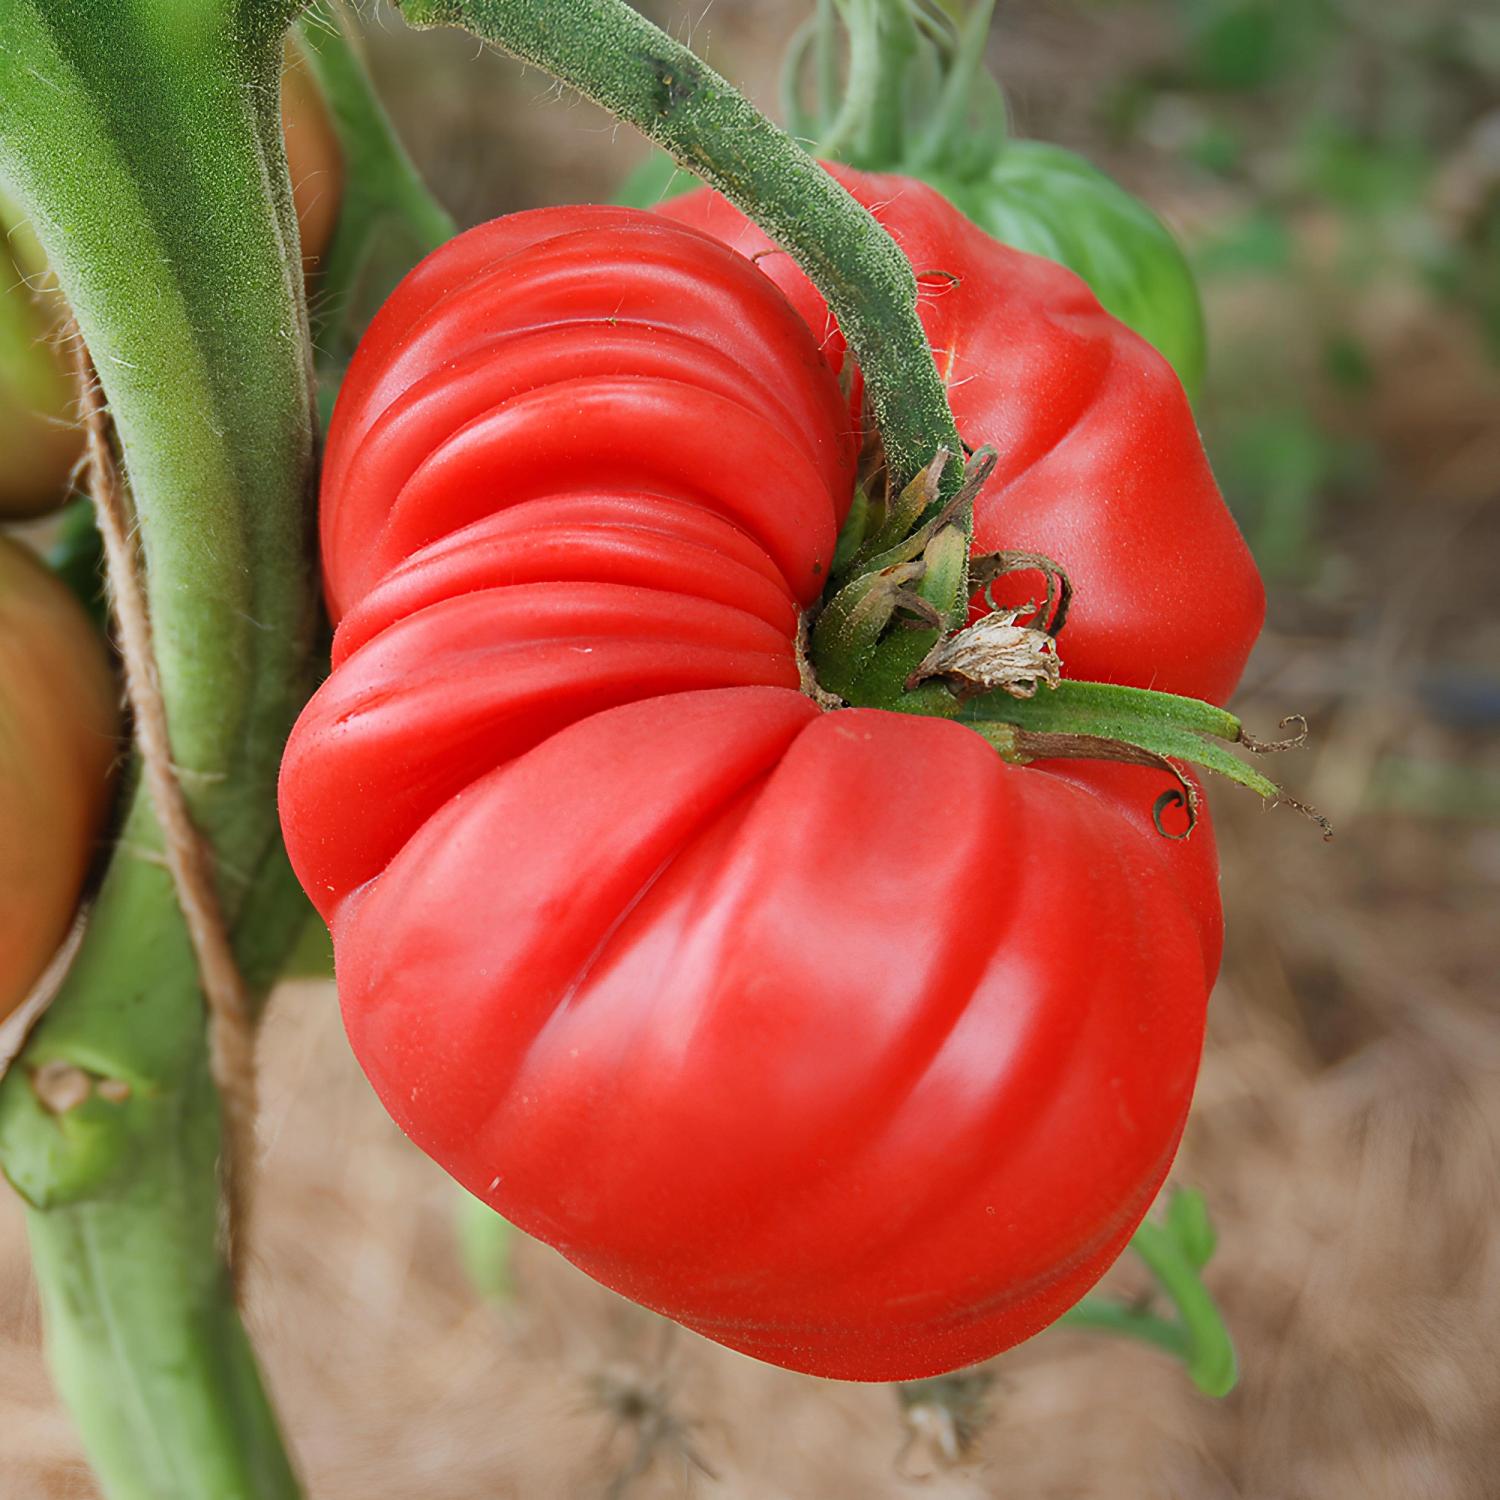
279 184 1262 1382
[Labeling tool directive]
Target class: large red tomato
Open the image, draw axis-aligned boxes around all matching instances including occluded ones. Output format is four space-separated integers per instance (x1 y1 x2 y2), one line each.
279 175 1261 1381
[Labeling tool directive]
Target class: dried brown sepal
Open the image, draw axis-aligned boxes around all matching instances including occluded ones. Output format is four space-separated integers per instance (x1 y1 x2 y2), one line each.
906 605 1061 698
1272 790 1335 841
977 721 1204 837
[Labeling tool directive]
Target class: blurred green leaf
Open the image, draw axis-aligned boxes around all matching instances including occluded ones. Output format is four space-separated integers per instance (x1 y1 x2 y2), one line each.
1295 122 1431 215
1174 0 1336 92
1185 119 1244 176
1194 208 1293 277
1322 332 1374 393
1214 406 1334 580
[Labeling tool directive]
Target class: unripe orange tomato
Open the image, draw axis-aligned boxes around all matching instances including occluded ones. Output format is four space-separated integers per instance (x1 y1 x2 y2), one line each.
281 36 344 274
0 536 119 1019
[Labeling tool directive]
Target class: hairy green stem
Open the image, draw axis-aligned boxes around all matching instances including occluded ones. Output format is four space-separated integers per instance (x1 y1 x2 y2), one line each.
394 0 961 501
395 0 984 713
0 1 317 1493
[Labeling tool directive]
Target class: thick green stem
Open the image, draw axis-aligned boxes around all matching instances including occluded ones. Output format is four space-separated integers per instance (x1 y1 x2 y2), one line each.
394 0 961 500
0 1 316 1493
394 0 969 715
26 1061 299 1498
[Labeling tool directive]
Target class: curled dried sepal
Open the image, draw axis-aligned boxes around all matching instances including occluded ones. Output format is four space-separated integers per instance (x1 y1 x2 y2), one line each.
969 549 1073 637
1240 713 1310 754
906 605 1060 698
974 721 1202 837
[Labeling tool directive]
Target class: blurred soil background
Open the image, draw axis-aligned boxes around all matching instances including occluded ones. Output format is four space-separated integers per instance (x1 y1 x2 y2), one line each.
4 1 1500 1495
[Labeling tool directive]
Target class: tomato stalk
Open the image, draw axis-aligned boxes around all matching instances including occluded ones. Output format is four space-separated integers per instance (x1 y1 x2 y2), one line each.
0 1 324 1493
801 0 1005 177
392 0 963 508
391 0 990 782
906 0 1004 172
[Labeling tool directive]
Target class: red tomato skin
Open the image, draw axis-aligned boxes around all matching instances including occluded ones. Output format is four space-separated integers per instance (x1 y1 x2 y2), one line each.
280 195 1252 1381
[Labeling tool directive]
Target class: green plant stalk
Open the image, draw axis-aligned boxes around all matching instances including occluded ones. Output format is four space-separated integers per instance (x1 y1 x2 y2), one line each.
0 1 317 1494
908 0 1000 171
820 0 920 165
1057 1293 1192 1359
394 0 961 505
454 1188 516 1302
1061 1220 1237 1396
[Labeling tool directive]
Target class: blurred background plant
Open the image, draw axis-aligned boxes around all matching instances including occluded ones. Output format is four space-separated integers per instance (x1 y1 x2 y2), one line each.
2 2 1497 1496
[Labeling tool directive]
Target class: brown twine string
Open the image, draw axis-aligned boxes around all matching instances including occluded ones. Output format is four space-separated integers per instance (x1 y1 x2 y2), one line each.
73 341 257 1291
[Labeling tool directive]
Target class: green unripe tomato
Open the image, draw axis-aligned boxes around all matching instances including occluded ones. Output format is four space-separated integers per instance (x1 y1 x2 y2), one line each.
0 202 83 519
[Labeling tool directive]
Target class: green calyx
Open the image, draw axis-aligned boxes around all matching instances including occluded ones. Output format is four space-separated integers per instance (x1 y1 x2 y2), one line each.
809 449 1328 840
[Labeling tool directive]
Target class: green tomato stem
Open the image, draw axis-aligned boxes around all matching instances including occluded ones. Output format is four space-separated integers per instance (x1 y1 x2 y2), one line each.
393 0 1000 710
1056 1296 1193 1361
454 1189 516 1302
909 0 1002 173
1129 1220 1239 1396
816 0 841 137
25 1078 301 1500
778 17 823 143
0 1 318 1492
393 0 963 504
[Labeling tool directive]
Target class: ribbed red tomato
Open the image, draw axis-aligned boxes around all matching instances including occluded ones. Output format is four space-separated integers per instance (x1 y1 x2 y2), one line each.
279 175 1262 1381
